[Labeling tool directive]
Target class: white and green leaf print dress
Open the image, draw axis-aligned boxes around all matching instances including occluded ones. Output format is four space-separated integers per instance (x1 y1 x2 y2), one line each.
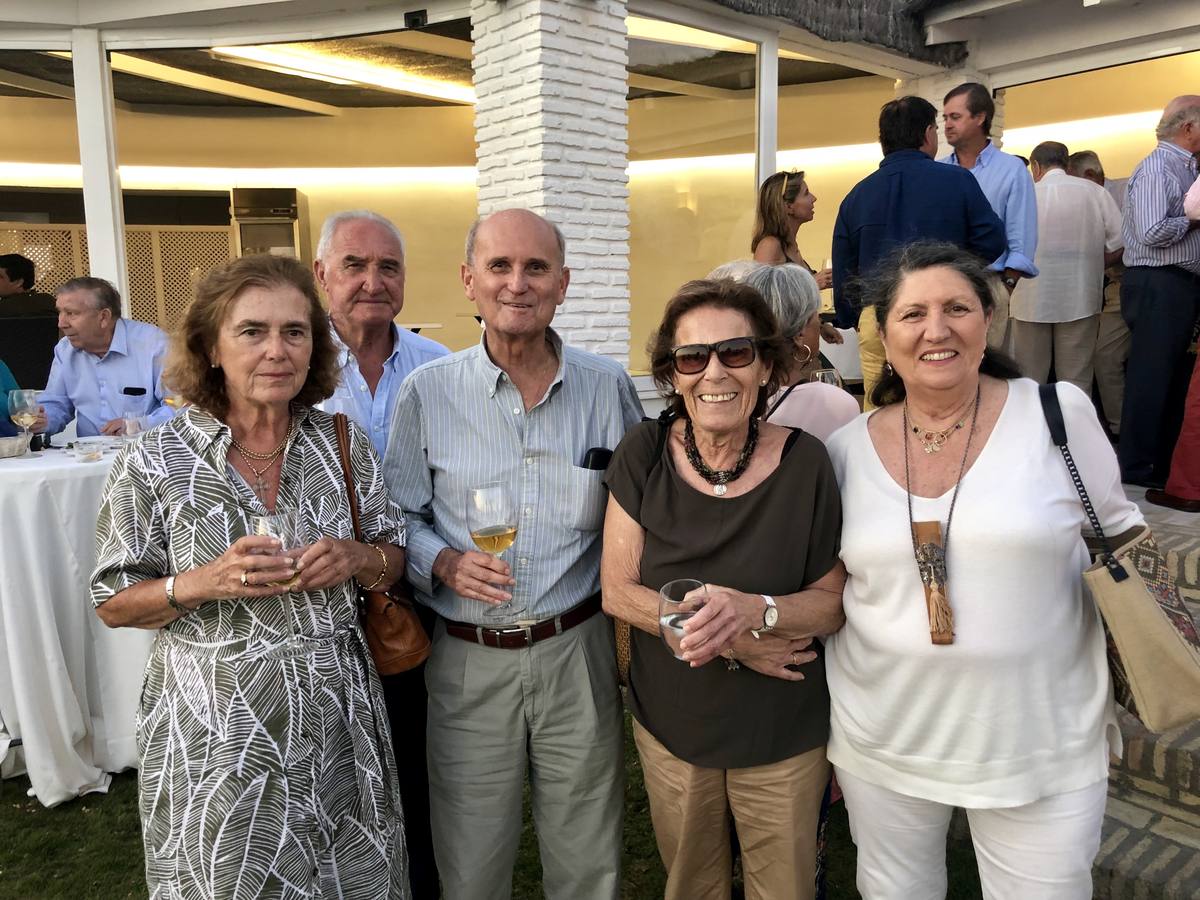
92 406 409 899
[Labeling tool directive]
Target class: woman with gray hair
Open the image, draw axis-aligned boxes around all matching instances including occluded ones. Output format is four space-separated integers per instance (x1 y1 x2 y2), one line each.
745 264 859 441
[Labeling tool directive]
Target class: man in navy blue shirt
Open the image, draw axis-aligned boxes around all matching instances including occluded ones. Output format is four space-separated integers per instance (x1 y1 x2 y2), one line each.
832 95 1005 405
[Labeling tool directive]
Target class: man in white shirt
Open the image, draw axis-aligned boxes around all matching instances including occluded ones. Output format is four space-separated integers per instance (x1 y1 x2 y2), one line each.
1010 142 1123 393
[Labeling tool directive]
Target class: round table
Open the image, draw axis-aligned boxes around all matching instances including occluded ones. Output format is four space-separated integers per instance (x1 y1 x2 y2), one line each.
0 446 154 806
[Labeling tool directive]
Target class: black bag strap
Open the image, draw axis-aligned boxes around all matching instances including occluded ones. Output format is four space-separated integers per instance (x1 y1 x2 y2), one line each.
1037 383 1128 583
763 384 797 422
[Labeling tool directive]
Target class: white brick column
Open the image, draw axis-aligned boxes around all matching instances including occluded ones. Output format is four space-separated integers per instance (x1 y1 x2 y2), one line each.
895 69 1006 157
471 0 631 363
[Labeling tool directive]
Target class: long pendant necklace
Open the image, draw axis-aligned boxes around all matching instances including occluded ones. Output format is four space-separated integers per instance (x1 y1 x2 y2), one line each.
902 385 980 644
683 417 758 496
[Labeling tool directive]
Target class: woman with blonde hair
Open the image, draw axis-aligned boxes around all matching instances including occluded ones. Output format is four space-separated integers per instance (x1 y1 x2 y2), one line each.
752 171 832 290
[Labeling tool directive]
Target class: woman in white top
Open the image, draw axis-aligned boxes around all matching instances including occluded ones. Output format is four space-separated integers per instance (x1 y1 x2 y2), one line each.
824 242 1143 899
745 264 859 442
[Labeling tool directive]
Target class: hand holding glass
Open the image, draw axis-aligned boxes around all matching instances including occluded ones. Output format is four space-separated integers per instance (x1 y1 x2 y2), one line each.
467 482 517 616
810 368 843 388
659 579 708 660
250 511 302 641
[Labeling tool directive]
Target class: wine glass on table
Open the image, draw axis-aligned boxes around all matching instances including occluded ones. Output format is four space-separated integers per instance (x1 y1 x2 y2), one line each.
249 510 303 646
467 482 517 618
8 389 41 450
659 579 708 660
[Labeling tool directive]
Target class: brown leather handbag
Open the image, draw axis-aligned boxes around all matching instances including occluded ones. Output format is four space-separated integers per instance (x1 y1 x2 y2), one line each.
333 413 431 675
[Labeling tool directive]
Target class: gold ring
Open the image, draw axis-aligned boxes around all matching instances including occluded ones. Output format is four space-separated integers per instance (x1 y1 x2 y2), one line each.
240 571 249 587
791 651 799 666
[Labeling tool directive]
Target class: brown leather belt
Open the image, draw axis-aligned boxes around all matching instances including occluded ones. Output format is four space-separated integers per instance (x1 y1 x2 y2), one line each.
443 594 602 650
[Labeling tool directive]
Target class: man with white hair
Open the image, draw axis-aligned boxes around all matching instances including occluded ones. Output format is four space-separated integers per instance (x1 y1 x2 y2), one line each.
314 210 448 456
313 210 447 900
1117 96 1200 488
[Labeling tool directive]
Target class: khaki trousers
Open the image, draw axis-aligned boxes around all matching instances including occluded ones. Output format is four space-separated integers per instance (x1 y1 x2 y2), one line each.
1093 288 1130 434
857 306 885 412
425 614 624 900
633 718 829 900
1010 315 1101 394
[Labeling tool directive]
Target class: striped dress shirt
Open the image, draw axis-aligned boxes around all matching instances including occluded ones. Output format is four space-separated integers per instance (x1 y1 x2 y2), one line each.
383 329 643 624
1122 140 1200 275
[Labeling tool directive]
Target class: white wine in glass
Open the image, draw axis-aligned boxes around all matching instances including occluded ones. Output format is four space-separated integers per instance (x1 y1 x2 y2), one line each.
8 389 40 436
467 482 517 617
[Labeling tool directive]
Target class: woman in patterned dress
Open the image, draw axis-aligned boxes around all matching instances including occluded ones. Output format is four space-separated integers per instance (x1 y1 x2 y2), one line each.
91 254 409 899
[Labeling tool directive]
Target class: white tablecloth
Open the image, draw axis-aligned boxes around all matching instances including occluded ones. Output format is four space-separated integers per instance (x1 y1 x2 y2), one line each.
0 447 155 806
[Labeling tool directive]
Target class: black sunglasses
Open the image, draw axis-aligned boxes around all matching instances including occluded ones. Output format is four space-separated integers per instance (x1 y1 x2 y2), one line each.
671 337 759 375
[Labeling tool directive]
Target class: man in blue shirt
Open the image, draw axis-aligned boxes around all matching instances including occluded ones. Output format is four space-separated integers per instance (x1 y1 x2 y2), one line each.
314 211 448 458
833 95 1005 405
1117 95 1200 488
32 277 174 437
940 82 1039 351
312 209 447 900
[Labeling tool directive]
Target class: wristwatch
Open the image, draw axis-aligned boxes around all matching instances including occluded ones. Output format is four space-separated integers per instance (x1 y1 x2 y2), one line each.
751 594 778 639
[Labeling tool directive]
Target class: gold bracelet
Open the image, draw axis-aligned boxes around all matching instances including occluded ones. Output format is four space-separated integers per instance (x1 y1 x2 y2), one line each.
358 544 388 590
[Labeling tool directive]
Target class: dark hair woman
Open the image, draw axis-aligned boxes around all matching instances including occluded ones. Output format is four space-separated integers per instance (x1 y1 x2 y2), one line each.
824 241 1144 897
603 277 845 900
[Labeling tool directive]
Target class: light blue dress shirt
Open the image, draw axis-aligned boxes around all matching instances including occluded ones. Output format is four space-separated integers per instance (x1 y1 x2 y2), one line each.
40 318 175 437
1122 140 1200 275
319 321 449 456
382 329 644 625
941 141 1039 276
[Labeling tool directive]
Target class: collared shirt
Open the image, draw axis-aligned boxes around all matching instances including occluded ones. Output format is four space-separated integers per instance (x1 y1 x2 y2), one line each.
1122 141 1200 274
319 321 448 456
40 318 175 436
383 329 643 624
1010 169 1123 324
832 148 1006 327
940 141 1039 277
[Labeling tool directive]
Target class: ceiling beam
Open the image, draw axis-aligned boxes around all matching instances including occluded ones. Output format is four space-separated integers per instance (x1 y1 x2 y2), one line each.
924 0 1028 27
45 50 341 115
370 30 472 61
628 72 743 99
0 65 133 109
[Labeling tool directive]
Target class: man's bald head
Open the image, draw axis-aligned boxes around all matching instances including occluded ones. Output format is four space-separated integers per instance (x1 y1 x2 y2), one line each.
1156 95 1200 147
465 209 566 268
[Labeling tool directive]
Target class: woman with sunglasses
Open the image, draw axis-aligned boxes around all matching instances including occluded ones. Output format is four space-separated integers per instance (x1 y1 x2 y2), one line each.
752 171 832 290
602 278 846 900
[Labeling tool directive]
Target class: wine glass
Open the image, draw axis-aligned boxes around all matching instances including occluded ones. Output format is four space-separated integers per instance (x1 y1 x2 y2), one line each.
659 579 707 660
7 389 41 446
467 482 518 618
810 368 844 389
250 510 303 644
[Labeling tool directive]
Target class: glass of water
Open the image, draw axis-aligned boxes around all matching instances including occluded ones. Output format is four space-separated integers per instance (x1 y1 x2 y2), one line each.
249 510 303 644
659 579 707 660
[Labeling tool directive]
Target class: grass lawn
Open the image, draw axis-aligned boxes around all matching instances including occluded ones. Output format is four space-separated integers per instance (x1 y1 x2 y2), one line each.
0 712 982 899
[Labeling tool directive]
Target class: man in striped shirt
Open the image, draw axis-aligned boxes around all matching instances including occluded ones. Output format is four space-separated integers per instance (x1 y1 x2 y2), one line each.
384 209 642 899
1118 95 1200 488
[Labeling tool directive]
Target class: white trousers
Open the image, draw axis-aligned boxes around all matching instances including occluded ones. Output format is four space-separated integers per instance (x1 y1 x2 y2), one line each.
835 767 1108 900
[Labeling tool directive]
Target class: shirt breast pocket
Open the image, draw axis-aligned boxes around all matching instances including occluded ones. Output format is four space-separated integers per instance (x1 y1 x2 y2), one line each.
562 464 608 533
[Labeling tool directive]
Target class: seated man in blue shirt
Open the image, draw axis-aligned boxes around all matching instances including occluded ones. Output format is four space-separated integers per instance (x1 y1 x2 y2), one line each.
30 277 175 437
833 95 1005 405
314 210 448 457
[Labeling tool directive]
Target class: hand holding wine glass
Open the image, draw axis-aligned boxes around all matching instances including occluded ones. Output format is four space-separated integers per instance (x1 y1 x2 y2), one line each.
8 389 44 438
467 482 518 616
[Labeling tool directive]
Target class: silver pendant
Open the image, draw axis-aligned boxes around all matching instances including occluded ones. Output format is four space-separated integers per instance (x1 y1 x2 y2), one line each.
713 483 728 496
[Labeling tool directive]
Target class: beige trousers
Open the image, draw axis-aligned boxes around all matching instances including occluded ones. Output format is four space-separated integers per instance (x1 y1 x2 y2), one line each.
1010 315 1101 394
857 306 885 412
633 718 829 900
1093 283 1130 434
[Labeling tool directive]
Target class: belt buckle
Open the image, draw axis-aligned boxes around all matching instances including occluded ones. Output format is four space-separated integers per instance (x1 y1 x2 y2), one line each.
496 619 538 647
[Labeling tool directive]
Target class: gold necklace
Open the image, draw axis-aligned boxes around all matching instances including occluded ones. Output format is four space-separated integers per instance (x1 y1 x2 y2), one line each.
234 447 283 502
905 398 975 454
229 418 293 460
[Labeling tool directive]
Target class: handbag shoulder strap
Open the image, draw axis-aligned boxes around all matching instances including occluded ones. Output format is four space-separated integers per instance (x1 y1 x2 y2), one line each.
1037 383 1127 582
333 412 365 543
763 384 797 422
